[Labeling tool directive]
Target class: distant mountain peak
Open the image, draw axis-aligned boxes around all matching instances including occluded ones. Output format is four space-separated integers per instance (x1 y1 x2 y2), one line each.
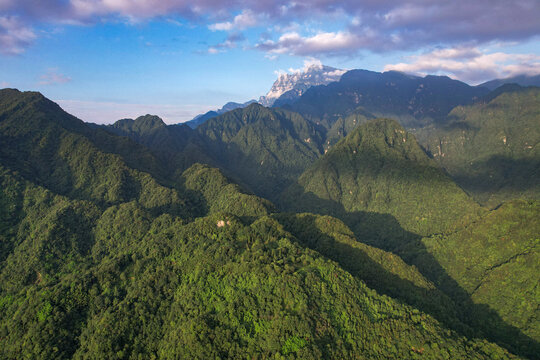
134 114 166 129
259 63 346 107
184 99 257 129
479 73 540 90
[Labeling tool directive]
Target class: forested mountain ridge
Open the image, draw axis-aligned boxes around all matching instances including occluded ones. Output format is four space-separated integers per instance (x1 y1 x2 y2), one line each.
185 100 258 129
0 89 190 215
479 74 540 91
400 200 540 356
281 69 488 128
281 118 484 244
279 117 540 357
417 85 540 207
106 114 215 178
0 88 538 358
195 103 325 200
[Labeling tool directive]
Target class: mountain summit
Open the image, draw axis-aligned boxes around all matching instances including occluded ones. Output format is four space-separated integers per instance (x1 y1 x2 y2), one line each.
259 63 346 107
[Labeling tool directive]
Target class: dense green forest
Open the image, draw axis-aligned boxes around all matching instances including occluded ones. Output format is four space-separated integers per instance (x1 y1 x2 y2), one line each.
281 118 484 244
0 83 538 359
417 86 540 207
281 70 488 128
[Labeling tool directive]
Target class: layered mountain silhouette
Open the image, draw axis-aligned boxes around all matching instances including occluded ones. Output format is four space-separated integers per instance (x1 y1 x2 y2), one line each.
1 78 538 359
185 100 257 129
479 73 540 90
283 69 488 128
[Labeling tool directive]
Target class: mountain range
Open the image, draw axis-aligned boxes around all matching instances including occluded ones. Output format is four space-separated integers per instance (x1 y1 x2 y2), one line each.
184 100 257 129
0 65 539 359
186 63 346 129
479 74 540 91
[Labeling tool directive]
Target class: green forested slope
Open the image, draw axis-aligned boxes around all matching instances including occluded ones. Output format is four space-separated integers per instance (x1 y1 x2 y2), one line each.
0 90 523 359
401 200 540 346
181 163 275 218
0 185 516 359
279 118 539 357
1 89 537 358
106 115 215 176
281 118 483 248
196 103 325 200
325 109 375 149
418 86 540 207
272 213 471 333
0 164 515 359
283 70 487 128
0 89 190 216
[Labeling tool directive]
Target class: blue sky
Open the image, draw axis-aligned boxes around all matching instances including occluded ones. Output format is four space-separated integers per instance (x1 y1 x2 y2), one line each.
1 0 539 123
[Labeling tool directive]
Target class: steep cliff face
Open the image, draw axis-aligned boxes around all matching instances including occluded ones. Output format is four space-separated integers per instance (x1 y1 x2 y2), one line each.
259 64 345 107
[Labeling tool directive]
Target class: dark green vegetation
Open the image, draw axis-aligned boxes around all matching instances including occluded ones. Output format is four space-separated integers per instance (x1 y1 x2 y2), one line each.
281 119 483 244
195 104 325 201
324 109 375 149
278 118 539 357
185 100 258 129
282 69 488 128
1 84 538 359
106 104 326 202
402 200 540 345
418 86 540 207
105 114 214 177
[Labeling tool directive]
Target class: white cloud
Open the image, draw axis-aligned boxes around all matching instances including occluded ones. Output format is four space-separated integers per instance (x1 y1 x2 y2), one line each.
326 69 347 77
257 31 362 56
286 58 323 73
38 68 72 85
384 46 540 84
273 58 346 79
0 81 10 87
209 10 258 31
69 0 187 20
55 99 215 124
1 1 539 57
0 16 36 55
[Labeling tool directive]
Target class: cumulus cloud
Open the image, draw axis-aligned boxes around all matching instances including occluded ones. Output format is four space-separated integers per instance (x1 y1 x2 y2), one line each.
0 16 36 55
296 58 323 72
209 10 258 31
273 58 346 78
1 1 539 56
38 68 72 85
257 31 364 57
384 46 540 84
